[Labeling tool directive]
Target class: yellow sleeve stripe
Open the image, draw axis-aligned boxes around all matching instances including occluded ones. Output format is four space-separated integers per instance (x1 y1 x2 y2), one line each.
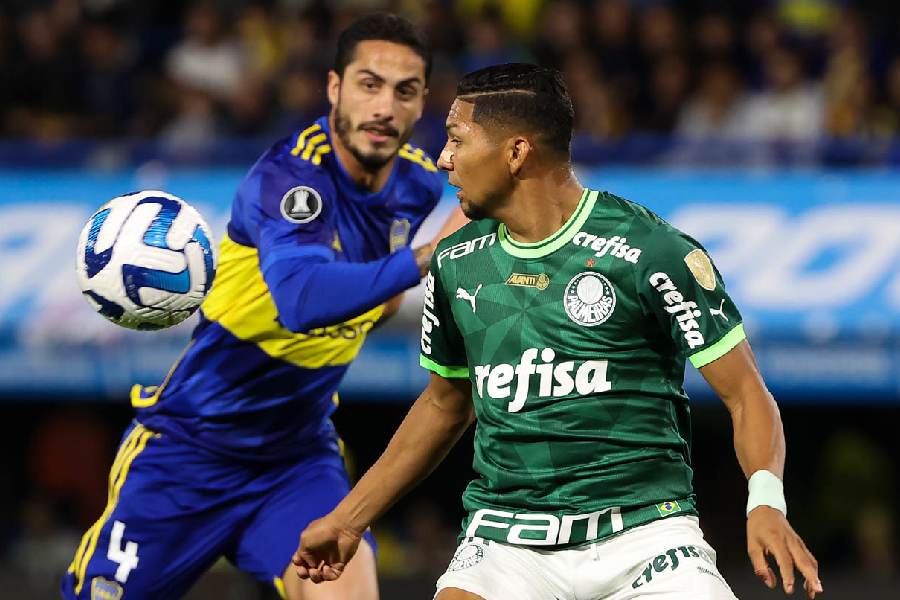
399 143 437 172
688 323 747 368
289 125 331 165
73 425 159 594
301 133 327 160
67 425 143 577
420 355 469 378
291 124 322 156
273 577 288 600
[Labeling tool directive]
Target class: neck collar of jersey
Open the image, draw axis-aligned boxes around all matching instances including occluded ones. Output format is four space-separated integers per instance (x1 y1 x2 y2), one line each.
498 188 597 259
319 116 400 206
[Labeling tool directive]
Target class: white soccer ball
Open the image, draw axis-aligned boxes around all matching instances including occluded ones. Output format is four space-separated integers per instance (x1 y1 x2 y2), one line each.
75 190 218 330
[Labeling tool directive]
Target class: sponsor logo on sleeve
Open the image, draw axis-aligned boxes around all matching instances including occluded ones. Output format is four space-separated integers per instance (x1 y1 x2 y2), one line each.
421 272 440 354
684 249 716 291
649 272 705 349
564 272 616 326
280 186 322 224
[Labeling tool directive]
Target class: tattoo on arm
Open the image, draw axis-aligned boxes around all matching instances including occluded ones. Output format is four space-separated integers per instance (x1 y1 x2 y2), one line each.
413 245 434 278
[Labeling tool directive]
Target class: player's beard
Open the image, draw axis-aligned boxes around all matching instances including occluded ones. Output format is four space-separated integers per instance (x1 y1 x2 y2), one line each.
333 102 408 172
461 199 489 221
460 190 501 221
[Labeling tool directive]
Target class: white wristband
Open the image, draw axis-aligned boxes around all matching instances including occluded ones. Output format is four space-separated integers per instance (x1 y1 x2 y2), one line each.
746 470 786 516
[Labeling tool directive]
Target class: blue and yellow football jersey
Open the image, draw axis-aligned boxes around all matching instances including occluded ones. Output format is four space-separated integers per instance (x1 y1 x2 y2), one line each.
131 117 443 460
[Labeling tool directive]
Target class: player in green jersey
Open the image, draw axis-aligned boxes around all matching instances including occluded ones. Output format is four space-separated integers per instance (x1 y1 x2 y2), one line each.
292 64 823 600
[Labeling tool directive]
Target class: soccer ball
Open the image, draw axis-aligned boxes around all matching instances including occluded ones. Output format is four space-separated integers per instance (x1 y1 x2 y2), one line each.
76 190 218 330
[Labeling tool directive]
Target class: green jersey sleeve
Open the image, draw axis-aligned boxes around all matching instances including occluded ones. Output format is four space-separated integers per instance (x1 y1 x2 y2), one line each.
637 225 746 368
419 253 469 378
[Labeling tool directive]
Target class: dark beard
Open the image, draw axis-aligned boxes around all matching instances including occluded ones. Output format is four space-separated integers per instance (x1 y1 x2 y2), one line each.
461 201 489 221
334 104 396 171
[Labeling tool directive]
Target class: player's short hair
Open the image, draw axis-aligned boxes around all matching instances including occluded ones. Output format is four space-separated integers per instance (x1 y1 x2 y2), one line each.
334 12 432 84
456 63 574 158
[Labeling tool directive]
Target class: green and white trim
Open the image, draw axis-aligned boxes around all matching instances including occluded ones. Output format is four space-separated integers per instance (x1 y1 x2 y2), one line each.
498 189 599 259
420 355 470 378
688 323 746 368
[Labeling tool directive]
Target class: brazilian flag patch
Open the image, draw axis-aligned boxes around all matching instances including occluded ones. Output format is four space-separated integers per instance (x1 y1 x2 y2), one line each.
656 500 682 516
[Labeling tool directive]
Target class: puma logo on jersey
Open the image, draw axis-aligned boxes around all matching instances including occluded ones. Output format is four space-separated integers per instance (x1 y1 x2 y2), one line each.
473 347 612 412
456 284 482 312
572 233 642 264
649 272 705 349
437 233 496 268
709 299 728 321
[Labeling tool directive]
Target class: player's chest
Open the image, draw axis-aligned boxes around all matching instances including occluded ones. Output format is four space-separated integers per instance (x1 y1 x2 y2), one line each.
332 202 417 262
445 239 644 345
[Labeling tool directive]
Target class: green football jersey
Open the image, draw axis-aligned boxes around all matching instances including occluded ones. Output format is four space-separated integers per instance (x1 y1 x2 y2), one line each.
420 188 746 548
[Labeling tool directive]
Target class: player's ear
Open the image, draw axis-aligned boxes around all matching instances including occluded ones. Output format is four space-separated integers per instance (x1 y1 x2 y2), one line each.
326 70 341 107
508 136 531 177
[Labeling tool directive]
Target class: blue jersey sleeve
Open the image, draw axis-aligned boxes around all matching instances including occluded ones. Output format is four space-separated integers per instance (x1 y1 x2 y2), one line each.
234 153 422 333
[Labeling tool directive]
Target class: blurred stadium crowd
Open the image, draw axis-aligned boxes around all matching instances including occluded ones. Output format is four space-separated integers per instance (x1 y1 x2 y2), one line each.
2 1 900 598
5 0 900 160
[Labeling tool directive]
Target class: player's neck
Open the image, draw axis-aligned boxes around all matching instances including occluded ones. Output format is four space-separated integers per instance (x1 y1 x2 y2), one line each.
498 169 583 244
328 115 396 193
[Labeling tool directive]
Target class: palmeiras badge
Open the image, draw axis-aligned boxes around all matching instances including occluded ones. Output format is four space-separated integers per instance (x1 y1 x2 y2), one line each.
564 272 616 326
447 542 485 571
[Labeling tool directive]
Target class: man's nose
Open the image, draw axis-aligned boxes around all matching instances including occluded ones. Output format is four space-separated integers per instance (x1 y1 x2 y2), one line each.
437 147 453 172
371 88 395 120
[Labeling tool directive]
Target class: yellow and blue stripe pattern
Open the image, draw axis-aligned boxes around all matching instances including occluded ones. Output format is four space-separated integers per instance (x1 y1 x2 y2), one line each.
399 143 437 171
290 124 332 165
68 425 158 595
201 233 384 368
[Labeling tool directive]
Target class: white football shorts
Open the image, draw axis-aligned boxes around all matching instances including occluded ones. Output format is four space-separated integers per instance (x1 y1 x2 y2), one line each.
435 515 738 600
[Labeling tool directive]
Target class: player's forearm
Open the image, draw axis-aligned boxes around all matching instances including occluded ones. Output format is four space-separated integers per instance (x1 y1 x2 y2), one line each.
332 385 473 535
264 248 422 332
728 389 786 480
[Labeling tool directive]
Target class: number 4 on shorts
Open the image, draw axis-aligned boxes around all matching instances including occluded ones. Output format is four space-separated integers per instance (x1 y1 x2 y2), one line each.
107 520 139 583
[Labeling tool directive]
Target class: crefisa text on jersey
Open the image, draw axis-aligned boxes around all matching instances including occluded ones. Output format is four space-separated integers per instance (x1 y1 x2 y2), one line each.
649 272 705 348
421 271 440 354
572 232 642 263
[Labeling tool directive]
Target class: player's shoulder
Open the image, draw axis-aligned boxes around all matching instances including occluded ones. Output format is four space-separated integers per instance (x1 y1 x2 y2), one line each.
238 120 339 222
433 218 498 273
589 190 668 234
397 141 444 202
590 189 708 260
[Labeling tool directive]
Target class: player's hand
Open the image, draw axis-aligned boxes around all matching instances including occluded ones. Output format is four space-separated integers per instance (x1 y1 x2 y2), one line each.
747 506 823 598
292 514 363 584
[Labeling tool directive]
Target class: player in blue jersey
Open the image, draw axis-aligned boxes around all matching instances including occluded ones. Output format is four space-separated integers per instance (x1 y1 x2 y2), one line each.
62 13 465 600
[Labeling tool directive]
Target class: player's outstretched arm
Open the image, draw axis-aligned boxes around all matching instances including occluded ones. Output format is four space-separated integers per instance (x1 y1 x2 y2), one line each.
699 340 823 599
293 372 474 583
